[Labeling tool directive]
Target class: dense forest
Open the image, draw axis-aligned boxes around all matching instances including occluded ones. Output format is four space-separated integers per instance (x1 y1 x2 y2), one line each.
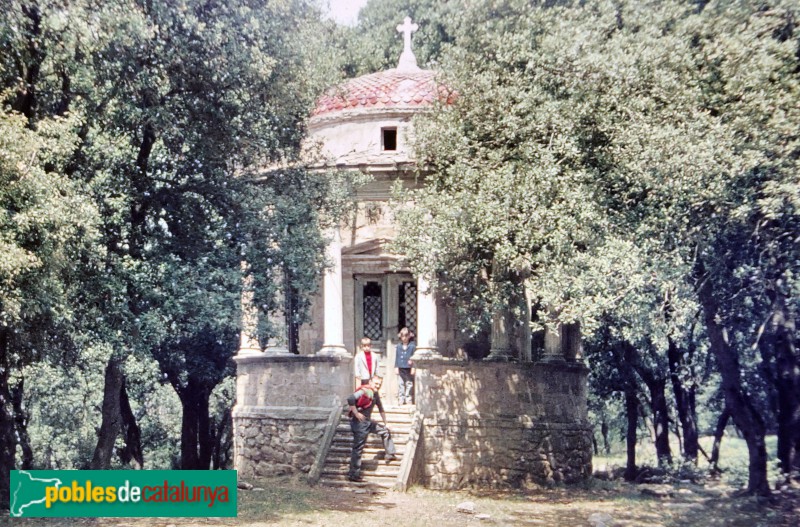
1 0 798 510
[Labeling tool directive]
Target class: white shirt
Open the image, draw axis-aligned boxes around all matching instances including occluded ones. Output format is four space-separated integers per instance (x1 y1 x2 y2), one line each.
354 350 379 380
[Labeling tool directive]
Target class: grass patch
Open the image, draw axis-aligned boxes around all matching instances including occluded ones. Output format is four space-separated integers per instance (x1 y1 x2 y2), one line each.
237 476 333 521
593 434 782 487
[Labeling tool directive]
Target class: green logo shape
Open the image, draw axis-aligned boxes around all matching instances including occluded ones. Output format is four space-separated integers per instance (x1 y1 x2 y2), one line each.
10 470 237 517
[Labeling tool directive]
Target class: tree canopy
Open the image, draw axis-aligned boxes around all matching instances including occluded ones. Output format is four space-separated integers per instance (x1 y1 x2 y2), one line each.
393 0 800 494
0 0 355 503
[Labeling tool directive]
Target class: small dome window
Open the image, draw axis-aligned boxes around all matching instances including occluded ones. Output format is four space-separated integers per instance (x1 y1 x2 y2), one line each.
382 127 397 151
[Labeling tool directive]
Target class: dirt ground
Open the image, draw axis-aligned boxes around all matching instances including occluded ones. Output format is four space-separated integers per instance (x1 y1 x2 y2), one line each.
4 476 800 527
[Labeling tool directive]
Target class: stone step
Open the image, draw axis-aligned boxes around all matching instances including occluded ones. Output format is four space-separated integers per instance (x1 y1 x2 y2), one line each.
331 436 408 447
318 477 393 490
338 418 413 428
328 445 404 457
332 428 410 438
338 412 413 421
336 423 411 433
322 466 400 478
339 406 415 416
319 407 417 491
336 425 410 435
324 452 402 465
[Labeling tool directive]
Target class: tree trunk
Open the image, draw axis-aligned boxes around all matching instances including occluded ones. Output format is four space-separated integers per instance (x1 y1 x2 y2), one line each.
631 344 672 468
601 418 610 454
179 391 200 470
697 270 770 495
11 378 33 469
13 4 42 120
624 387 638 481
167 367 216 471
710 407 731 472
198 388 213 469
642 376 672 467
0 330 16 509
176 377 214 470
674 418 683 458
90 356 124 469
119 377 143 469
212 406 232 470
768 289 800 478
668 337 699 464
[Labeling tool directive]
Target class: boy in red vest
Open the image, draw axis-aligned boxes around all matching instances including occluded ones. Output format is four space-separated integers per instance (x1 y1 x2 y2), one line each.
347 375 397 482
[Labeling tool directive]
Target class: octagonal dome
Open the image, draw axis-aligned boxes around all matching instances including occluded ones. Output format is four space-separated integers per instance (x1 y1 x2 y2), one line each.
311 68 448 121
304 17 453 166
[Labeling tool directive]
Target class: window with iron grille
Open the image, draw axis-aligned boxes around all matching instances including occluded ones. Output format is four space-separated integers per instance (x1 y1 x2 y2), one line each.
363 281 383 340
399 281 417 336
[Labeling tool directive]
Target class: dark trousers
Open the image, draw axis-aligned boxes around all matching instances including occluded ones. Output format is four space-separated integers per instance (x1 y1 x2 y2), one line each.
349 418 396 478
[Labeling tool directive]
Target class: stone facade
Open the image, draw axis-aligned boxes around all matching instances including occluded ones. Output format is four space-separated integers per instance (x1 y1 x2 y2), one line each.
413 360 593 488
232 355 351 477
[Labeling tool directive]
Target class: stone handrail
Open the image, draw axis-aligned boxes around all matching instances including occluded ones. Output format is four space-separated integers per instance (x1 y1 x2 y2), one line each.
307 401 344 484
394 411 424 491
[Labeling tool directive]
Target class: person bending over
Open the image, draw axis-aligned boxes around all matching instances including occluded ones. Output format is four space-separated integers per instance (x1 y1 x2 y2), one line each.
347 375 397 482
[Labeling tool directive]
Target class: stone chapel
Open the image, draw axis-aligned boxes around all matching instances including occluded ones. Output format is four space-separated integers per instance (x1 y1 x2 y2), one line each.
232 18 592 489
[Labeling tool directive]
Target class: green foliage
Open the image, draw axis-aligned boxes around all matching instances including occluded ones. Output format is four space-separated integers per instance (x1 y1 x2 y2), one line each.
0 108 100 363
19 346 183 470
0 0 357 475
393 0 799 487
395 0 799 355
332 0 459 76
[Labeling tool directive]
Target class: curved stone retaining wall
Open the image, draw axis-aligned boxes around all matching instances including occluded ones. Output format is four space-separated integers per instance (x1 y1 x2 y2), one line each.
232 355 351 478
413 360 593 489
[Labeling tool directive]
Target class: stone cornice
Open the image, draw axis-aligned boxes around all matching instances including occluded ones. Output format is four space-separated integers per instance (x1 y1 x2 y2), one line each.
233 354 352 366
309 107 430 130
232 406 333 420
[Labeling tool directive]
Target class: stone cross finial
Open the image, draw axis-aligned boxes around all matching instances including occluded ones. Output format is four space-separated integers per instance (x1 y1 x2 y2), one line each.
397 17 418 54
396 16 420 71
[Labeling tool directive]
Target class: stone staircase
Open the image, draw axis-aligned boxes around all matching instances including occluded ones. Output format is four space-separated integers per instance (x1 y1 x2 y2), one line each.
318 406 416 490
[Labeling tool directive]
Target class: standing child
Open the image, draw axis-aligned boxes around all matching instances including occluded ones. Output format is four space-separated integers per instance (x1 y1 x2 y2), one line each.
354 337 379 387
394 327 416 405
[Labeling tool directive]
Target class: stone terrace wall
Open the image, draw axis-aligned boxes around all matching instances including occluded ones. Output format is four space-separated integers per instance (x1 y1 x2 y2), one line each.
414 360 592 489
232 355 351 479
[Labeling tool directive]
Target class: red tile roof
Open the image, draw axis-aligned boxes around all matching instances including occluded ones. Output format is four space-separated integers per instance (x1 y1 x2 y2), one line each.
311 69 451 118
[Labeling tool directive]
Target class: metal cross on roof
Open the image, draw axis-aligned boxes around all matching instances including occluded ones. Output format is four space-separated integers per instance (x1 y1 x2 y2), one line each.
396 16 420 71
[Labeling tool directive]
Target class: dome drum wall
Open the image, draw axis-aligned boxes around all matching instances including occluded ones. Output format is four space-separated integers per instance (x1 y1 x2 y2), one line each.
307 111 417 167
306 69 447 167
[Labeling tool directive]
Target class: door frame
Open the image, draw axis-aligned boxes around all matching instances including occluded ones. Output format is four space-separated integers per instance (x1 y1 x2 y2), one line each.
353 273 415 405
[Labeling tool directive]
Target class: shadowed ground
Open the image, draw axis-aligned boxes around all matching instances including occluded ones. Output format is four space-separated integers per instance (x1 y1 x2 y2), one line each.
3 475 799 527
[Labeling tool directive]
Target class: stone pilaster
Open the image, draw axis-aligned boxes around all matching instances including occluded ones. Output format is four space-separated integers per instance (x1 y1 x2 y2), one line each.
485 307 514 361
520 287 533 362
318 228 348 357
263 269 292 356
412 275 441 359
562 322 582 361
239 262 261 356
541 309 565 362
541 325 565 362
